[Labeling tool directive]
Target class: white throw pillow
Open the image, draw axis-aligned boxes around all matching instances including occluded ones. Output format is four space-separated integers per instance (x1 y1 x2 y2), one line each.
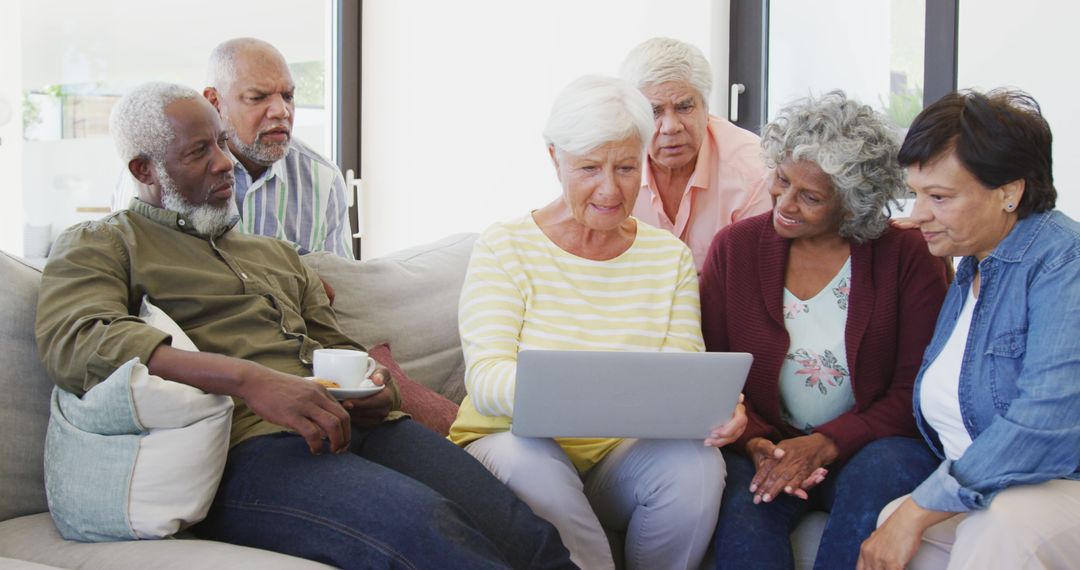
138 296 198 352
44 297 233 541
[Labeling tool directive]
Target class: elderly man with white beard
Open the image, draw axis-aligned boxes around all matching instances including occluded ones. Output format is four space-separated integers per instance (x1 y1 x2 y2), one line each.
34 82 574 570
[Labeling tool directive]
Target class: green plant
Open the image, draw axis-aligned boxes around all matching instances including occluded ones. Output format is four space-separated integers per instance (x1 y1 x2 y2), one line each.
289 61 325 108
22 91 41 134
880 85 923 129
22 85 64 138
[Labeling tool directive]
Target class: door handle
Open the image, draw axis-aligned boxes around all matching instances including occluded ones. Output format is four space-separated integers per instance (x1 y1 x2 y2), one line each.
345 168 364 238
730 83 746 122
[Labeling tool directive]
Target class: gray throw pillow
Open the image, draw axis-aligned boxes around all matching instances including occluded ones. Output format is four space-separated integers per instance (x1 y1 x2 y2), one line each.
302 233 476 401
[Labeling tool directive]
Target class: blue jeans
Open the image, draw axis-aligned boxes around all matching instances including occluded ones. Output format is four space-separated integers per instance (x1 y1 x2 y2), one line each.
713 437 938 570
192 419 575 570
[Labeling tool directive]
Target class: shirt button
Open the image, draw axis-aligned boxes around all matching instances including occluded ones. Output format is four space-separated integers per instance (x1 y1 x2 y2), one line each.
177 219 186 226
300 357 311 365
240 272 248 280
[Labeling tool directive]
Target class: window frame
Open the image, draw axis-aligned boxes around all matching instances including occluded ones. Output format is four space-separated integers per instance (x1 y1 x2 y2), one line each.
728 0 959 133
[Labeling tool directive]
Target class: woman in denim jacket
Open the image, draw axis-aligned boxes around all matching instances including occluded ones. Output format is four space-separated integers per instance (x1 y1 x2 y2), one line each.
859 89 1080 570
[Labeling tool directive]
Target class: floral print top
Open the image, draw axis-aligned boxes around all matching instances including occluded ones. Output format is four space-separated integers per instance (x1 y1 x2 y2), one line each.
778 258 855 433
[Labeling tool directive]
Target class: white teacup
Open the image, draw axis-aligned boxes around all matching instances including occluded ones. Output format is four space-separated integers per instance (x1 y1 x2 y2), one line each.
312 349 378 389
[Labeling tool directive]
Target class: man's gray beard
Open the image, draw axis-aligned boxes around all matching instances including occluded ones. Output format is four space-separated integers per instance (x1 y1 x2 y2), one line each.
157 165 239 236
227 123 288 166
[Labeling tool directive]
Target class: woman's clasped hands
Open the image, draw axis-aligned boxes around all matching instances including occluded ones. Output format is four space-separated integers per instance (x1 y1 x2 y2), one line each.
745 433 838 503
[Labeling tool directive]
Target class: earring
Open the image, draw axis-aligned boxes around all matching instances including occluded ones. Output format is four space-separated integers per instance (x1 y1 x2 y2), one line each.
1007 203 1015 211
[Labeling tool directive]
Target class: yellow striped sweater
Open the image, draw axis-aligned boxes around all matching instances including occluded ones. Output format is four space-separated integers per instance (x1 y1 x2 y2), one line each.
448 214 704 471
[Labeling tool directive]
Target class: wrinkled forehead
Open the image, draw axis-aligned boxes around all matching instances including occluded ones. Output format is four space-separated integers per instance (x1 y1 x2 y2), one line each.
229 48 294 90
641 80 701 105
163 98 223 148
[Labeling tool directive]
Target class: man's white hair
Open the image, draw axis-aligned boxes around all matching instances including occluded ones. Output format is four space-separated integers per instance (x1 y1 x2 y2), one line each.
620 37 713 110
109 82 202 164
206 37 284 93
542 75 654 157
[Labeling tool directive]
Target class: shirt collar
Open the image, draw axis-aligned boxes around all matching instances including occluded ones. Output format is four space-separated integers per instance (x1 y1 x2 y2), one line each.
127 197 239 239
986 210 1050 263
685 123 715 190
234 145 289 186
954 210 1052 283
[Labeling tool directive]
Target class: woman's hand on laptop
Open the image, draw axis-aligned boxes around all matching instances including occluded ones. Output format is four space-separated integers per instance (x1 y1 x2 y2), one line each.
704 394 747 447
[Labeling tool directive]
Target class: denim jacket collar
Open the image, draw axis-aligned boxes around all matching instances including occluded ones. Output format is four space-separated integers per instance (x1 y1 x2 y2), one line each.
955 212 1051 286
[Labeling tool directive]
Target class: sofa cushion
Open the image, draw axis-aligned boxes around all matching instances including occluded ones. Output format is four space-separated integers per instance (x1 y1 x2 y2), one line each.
0 557 66 569
0 252 52 522
46 359 233 542
302 233 476 402
369 343 458 436
0 513 331 570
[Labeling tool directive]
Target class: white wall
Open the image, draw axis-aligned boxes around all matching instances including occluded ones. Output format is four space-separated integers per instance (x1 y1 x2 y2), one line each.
0 2 24 255
957 0 1080 219
22 139 127 239
360 0 712 258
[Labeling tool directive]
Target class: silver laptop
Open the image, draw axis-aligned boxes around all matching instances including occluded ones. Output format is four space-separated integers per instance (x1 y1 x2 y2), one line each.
511 350 752 439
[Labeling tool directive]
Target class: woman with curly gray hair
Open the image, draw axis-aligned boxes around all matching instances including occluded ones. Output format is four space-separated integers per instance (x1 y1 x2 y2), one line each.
700 91 949 569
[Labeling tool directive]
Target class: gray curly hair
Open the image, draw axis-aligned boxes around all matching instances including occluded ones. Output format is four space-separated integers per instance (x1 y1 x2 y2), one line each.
762 90 904 243
109 82 202 164
620 37 712 110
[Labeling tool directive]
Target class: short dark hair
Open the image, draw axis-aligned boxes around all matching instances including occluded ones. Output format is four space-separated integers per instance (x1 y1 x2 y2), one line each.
898 89 1055 218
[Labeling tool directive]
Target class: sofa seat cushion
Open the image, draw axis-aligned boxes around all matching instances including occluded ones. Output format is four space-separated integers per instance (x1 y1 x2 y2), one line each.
0 513 332 570
0 557 67 569
302 233 476 402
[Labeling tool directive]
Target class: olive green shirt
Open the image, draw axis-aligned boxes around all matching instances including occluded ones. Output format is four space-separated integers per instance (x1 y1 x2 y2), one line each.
35 199 400 447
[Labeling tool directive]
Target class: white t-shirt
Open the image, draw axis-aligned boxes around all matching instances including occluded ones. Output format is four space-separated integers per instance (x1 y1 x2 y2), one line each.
920 283 976 460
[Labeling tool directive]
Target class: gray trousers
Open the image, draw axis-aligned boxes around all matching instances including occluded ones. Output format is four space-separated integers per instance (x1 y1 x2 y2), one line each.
467 432 725 570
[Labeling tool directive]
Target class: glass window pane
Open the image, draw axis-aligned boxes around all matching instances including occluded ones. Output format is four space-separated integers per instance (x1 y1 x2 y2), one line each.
2 0 334 257
767 0 925 128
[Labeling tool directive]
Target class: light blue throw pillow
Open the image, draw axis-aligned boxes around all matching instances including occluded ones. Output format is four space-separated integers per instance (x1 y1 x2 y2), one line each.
44 298 233 541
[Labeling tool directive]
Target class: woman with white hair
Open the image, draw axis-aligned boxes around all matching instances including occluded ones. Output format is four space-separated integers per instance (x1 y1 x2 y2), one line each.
700 91 949 569
620 37 771 271
448 75 744 570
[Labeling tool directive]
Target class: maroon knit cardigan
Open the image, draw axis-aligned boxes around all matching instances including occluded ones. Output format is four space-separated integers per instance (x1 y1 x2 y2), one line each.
700 212 948 463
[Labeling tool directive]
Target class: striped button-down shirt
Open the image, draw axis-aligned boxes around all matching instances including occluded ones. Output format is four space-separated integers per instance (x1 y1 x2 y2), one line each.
233 138 353 258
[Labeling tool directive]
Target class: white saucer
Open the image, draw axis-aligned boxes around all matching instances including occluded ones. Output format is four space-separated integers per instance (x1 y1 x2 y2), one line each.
306 377 385 400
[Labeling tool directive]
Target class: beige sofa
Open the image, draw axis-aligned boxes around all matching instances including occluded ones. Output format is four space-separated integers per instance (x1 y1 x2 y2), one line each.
0 234 475 569
0 232 825 569
0 247 331 569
